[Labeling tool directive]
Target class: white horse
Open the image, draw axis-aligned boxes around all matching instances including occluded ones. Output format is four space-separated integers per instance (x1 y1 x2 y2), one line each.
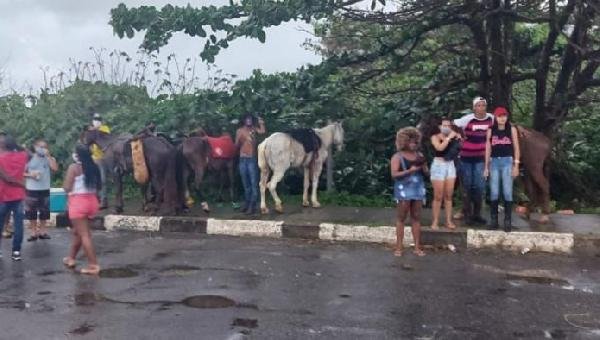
257 122 344 214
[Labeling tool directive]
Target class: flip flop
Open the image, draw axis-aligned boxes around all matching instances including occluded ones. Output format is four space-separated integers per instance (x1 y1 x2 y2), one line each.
393 249 404 257
79 265 101 276
413 249 426 257
62 257 76 269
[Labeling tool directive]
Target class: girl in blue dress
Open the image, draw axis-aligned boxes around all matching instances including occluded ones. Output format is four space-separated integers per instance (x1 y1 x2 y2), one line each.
390 127 428 257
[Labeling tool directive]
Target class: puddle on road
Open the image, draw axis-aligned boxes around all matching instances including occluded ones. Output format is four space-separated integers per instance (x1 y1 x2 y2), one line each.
181 295 236 309
505 274 569 286
38 270 62 277
70 323 94 335
75 292 103 306
159 265 201 276
99 267 139 278
232 318 258 329
37 291 52 295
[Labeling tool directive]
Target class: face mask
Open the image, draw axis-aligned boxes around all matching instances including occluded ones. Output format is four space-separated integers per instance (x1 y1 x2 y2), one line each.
440 127 452 135
72 153 80 163
92 120 102 128
35 146 46 156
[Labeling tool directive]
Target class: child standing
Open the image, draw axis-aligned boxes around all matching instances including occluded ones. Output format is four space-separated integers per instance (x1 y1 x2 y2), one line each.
484 107 521 232
390 127 428 256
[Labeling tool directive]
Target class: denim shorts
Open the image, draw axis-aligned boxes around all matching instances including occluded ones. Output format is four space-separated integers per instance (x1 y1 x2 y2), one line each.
430 158 457 181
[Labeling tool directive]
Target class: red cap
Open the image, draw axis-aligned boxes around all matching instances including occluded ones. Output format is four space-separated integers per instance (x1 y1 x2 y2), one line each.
493 106 509 117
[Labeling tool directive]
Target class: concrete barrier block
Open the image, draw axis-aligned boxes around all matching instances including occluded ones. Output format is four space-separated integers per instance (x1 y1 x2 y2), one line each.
206 219 283 238
104 215 161 232
467 230 574 254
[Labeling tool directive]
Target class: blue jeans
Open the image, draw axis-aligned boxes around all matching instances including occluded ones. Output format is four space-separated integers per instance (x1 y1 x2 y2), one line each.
459 161 486 197
239 157 259 205
0 200 24 252
490 157 513 202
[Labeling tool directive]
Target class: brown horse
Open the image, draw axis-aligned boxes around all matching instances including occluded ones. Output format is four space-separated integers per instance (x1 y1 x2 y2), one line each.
178 135 212 213
189 128 236 203
82 129 183 214
419 117 552 223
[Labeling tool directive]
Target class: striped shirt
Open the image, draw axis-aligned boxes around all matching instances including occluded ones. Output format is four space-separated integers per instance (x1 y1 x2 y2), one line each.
454 113 494 163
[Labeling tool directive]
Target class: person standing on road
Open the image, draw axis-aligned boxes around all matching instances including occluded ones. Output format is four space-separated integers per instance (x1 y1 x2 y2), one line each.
429 117 461 230
90 113 110 209
63 144 102 275
24 138 58 241
0 134 28 261
235 113 266 215
390 127 428 257
454 97 494 226
484 106 521 232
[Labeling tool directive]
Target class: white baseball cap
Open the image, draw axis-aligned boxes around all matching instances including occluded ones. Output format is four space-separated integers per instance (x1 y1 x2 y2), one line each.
472 96 487 106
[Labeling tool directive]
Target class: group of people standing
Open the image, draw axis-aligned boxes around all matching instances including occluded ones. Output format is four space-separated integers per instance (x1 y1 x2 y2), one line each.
391 97 521 256
0 115 106 274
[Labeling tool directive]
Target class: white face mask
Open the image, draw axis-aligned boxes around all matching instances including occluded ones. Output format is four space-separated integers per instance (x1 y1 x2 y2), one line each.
92 120 102 128
72 153 80 163
440 127 452 135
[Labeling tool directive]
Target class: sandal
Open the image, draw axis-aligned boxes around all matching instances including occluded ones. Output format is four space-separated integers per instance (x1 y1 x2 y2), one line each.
79 265 101 275
446 223 457 230
393 249 404 257
413 249 426 257
27 235 38 242
62 257 76 269
38 234 51 240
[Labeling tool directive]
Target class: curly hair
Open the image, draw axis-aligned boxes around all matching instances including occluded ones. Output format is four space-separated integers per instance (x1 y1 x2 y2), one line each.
395 127 422 152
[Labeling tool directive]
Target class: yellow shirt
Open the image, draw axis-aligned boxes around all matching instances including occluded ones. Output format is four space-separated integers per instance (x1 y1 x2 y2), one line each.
91 124 111 161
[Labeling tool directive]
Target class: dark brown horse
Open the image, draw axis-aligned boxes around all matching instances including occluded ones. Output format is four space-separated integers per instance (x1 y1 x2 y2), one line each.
82 129 183 214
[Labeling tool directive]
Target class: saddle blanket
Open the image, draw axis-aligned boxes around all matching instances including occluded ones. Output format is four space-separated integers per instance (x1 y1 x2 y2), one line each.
207 135 236 159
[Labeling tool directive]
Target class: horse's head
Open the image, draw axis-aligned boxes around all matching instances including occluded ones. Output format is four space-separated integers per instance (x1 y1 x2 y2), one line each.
332 121 345 152
81 127 98 146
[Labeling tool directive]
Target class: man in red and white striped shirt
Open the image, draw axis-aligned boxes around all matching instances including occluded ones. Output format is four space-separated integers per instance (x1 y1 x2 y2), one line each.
454 97 494 225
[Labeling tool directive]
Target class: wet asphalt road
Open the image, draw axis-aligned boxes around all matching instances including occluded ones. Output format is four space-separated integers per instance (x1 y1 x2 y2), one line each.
0 230 599 340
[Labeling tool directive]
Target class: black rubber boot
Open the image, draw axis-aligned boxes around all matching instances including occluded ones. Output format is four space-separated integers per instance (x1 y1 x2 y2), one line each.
488 200 499 230
471 192 487 225
240 201 250 213
463 191 473 225
504 201 513 232
245 201 257 215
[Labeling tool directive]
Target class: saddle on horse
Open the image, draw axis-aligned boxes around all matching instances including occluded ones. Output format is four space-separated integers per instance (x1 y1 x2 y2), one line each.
285 128 322 156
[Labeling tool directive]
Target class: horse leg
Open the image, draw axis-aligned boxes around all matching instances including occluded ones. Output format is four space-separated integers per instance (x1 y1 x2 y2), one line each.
259 164 271 214
311 161 324 208
531 164 551 223
268 170 285 213
114 171 124 214
302 168 310 207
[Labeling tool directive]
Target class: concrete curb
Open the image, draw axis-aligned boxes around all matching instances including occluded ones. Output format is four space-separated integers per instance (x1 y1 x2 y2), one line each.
53 213 581 255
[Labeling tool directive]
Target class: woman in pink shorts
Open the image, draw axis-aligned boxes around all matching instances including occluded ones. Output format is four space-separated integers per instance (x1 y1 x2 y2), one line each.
62 144 102 275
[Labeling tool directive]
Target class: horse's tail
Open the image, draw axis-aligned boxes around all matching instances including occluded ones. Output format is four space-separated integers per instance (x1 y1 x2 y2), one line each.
257 140 268 171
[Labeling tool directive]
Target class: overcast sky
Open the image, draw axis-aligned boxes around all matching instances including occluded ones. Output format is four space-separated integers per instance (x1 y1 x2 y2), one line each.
0 0 322 94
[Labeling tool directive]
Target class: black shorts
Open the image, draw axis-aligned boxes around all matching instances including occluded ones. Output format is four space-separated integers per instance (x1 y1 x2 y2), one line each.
24 190 50 221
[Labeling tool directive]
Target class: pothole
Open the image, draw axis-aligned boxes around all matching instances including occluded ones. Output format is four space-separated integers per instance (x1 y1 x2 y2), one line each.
99 267 139 278
181 295 236 309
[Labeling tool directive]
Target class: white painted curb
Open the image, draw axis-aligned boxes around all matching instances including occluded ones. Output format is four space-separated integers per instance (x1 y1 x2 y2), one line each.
319 223 414 246
207 219 283 238
104 215 162 232
467 230 574 254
